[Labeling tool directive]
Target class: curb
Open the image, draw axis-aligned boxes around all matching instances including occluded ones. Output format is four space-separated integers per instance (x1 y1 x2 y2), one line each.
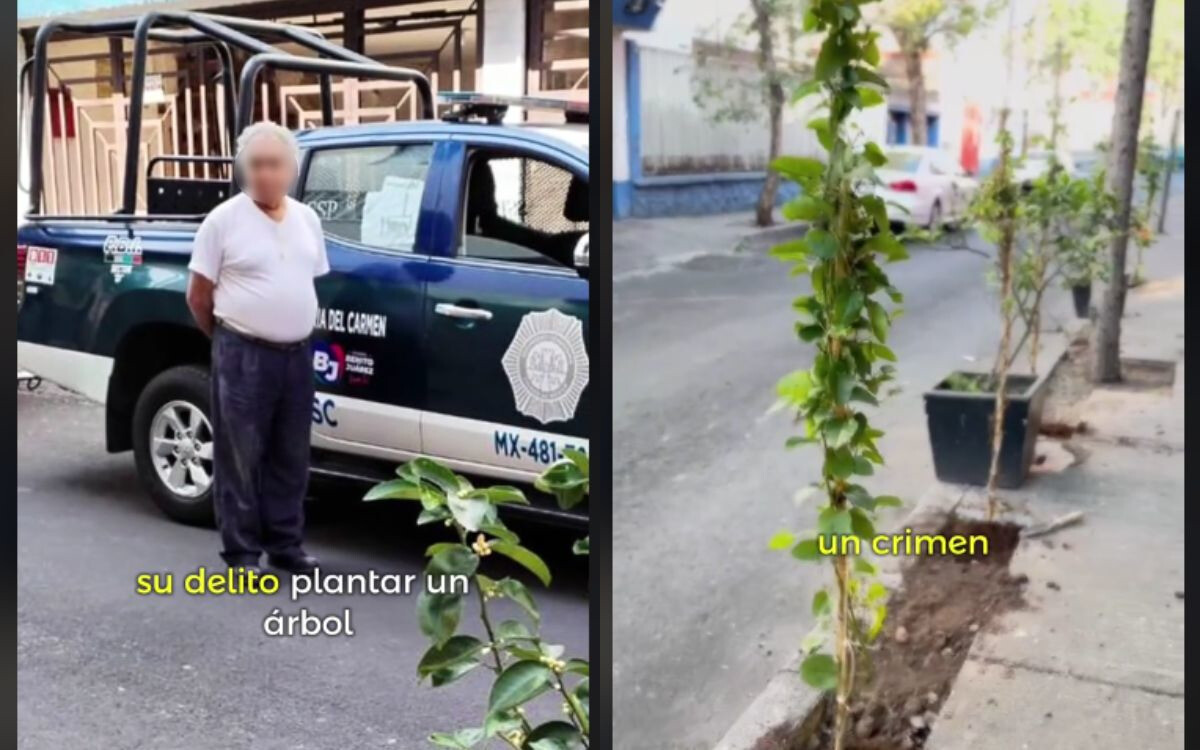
713 336 1074 750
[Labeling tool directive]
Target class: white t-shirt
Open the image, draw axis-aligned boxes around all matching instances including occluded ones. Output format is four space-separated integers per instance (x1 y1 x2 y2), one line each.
188 192 330 343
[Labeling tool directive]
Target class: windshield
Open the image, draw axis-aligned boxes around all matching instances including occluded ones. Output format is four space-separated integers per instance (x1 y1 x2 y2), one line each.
884 152 922 173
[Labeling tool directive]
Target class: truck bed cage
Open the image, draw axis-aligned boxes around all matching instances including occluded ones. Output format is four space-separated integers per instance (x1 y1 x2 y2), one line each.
23 11 434 220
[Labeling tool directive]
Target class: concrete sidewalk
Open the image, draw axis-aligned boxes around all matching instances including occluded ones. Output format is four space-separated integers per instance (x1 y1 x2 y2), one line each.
928 205 1186 749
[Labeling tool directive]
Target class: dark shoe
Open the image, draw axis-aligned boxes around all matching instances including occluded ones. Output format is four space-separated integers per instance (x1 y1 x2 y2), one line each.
267 552 319 575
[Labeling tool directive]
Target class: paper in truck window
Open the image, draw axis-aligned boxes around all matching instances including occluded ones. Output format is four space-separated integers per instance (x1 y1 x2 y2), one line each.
360 175 424 250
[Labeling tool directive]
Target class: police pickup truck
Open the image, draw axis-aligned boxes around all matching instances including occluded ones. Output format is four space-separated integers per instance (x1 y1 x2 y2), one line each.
17 14 589 528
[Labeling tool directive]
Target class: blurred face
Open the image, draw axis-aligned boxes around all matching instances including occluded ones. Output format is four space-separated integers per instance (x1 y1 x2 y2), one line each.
240 134 295 206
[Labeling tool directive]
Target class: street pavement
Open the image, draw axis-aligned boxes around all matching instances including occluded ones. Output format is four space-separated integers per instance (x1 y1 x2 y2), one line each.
612 215 1078 749
17 388 588 749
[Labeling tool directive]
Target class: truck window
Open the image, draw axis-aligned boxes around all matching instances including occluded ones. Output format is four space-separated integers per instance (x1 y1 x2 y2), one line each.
301 144 433 253
461 151 588 268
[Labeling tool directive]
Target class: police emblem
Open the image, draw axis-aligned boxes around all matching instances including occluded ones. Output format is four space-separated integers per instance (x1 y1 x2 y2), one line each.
502 309 589 424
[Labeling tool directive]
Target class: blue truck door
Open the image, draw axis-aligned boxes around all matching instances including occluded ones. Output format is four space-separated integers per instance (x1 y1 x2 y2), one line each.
297 139 442 459
422 138 590 475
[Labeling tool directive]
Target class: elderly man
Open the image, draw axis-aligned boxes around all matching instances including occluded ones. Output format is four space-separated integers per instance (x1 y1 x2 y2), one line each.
186 122 328 575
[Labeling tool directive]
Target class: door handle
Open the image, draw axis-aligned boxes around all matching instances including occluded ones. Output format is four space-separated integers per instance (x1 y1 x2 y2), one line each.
435 303 493 321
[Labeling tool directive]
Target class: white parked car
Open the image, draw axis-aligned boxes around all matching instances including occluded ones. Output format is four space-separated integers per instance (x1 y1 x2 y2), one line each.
874 146 979 228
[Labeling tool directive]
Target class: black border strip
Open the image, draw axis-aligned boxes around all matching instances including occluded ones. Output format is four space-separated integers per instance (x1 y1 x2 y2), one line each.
587 2 613 748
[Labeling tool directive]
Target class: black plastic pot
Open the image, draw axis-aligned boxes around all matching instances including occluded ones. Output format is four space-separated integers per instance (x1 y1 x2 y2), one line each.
1071 283 1091 319
923 369 1051 489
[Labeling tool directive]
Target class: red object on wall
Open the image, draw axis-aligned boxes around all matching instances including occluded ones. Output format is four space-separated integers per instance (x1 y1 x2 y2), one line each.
961 103 981 175
48 88 77 139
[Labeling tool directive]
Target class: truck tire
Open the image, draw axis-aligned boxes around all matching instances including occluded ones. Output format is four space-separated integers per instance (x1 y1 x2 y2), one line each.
132 364 216 527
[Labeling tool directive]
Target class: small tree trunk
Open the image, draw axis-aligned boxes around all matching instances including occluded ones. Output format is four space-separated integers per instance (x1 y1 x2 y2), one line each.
1158 107 1180 233
751 0 783 227
1092 0 1156 383
986 110 1016 521
902 46 928 146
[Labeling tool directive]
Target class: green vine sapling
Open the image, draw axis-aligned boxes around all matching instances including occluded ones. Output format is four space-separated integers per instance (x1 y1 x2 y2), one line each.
366 456 590 749
766 1 905 747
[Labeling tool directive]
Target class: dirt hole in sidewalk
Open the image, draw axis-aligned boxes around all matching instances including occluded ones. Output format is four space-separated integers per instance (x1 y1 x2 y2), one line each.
756 517 1027 750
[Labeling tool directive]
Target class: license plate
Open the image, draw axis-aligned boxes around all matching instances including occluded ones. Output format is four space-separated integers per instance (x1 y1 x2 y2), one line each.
24 246 57 285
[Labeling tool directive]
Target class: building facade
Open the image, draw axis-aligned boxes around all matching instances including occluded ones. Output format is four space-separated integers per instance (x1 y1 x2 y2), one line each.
17 0 588 217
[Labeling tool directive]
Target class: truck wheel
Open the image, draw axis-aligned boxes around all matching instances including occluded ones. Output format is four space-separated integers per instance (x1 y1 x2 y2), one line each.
132 365 216 526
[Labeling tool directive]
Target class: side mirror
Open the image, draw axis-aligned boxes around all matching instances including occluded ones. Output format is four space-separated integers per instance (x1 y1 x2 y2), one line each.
573 232 589 278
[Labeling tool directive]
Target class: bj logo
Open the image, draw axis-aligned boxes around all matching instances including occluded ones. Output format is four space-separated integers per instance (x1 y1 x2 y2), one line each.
312 341 346 385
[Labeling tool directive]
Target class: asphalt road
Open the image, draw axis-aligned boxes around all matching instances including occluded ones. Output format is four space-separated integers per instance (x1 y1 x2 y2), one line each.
612 223 1076 749
17 386 589 750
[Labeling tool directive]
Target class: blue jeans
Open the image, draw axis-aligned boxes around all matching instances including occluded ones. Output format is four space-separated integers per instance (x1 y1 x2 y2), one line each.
211 325 314 565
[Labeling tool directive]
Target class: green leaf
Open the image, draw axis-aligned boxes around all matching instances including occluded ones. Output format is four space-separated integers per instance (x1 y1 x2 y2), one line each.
783 195 833 222
481 523 520 544
835 290 864 326
849 508 877 540
865 233 909 262
796 323 825 342
427 545 480 578
850 386 878 406
874 495 903 509
846 485 875 511
772 156 825 180
828 448 855 479
535 461 589 510
562 448 589 476
574 677 590 717
363 478 442 509
564 658 589 676
483 712 524 738
490 541 552 587
792 77 823 102
852 455 875 476
769 530 796 551
832 367 855 405
791 537 822 561
823 416 859 449
401 458 468 495
805 228 838 260
417 590 463 647
572 537 590 555
429 728 485 749
463 486 529 505
865 299 889 342
872 343 898 362
785 436 817 449
526 722 582 750
777 370 813 404
430 659 481 687
488 660 554 716
769 239 811 262
417 635 485 678
856 86 885 108
855 557 879 575
496 619 536 643
869 603 888 641
498 578 540 627
852 66 889 89
417 506 452 525
800 652 839 691
447 495 494 532
815 34 854 81
812 589 831 617
818 507 852 536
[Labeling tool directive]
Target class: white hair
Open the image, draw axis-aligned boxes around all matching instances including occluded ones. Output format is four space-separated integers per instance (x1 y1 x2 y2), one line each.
235 121 299 169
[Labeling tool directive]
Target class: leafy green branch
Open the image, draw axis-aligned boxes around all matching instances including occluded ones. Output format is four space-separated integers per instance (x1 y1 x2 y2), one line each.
366 457 589 750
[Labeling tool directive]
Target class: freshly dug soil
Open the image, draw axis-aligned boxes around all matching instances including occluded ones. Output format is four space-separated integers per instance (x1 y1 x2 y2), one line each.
756 517 1027 750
